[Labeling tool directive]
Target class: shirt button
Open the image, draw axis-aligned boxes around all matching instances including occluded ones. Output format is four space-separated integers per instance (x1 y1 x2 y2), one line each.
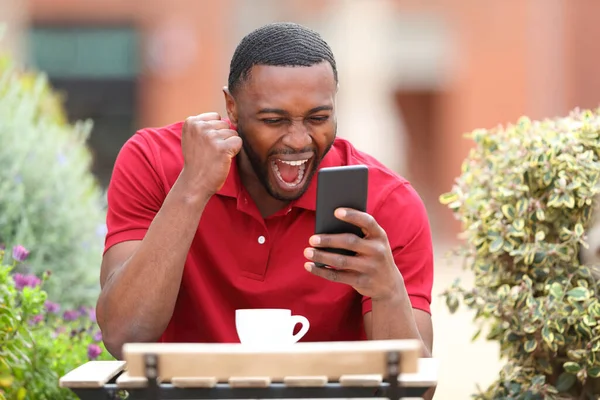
258 236 266 244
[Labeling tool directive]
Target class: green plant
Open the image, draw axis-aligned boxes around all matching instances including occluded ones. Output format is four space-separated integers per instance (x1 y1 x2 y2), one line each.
440 107 600 399
0 245 114 400
0 51 107 307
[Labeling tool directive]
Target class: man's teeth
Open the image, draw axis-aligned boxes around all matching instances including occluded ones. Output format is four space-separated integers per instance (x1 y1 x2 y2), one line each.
279 159 308 166
272 160 307 187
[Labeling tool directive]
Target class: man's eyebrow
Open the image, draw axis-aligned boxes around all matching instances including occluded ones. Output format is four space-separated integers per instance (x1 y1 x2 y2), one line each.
257 108 287 115
256 105 333 115
308 105 333 114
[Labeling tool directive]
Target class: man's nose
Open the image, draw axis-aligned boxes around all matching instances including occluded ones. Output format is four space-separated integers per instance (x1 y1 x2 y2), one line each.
282 122 312 150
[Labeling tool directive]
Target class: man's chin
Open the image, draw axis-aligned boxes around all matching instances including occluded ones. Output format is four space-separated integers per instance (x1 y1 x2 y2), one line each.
266 179 311 202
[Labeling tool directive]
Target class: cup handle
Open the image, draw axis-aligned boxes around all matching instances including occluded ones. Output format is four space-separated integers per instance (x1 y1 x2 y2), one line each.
290 315 310 343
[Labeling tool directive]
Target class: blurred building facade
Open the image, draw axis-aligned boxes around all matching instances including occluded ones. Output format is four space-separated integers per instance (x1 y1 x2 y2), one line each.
2 0 600 242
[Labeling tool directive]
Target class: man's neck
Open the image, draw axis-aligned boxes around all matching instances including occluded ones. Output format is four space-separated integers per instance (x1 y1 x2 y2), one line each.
236 154 289 218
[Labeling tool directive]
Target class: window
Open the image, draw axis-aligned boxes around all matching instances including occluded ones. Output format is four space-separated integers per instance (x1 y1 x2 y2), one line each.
27 25 140 188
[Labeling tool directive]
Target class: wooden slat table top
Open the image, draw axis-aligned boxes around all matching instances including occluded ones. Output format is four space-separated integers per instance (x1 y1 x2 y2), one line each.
123 339 422 380
59 360 125 388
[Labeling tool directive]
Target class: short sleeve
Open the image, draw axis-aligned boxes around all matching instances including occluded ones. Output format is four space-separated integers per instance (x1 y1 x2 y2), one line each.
362 182 434 315
104 134 165 254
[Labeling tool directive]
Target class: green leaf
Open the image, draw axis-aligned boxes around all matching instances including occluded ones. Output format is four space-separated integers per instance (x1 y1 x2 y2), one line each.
445 294 459 313
536 208 546 221
524 324 537 334
567 287 591 301
555 372 577 392
575 223 585 237
501 204 516 220
549 282 564 299
524 251 534 265
516 199 528 215
559 227 572 241
564 193 575 208
548 192 560 207
439 192 459 205
589 366 600 378
567 349 586 361
556 245 572 261
489 237 504 253
583 314 596 326
576 322 593 338
512 219 525 231
535 231 546 241
589 302 600 318
524 339 537 353
564 361 582 374
531 374 545 386
542 326 554 346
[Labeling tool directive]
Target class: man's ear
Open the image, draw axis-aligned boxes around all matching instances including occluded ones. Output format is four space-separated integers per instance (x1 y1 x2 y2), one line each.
223 87 238 126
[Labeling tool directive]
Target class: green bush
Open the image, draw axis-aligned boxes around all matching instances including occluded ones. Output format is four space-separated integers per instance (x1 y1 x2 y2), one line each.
0 52 106 307
440 107 600 399
0 245 115 400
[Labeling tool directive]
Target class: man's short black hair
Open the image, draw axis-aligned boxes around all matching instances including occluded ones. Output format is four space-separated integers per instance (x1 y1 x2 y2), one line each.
228 22 338 94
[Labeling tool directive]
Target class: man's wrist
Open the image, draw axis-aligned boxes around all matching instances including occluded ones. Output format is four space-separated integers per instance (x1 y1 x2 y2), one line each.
371 270 407 303
176 168 214 207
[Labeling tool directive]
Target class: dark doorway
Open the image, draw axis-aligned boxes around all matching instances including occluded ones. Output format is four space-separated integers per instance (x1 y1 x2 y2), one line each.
26 25 140 188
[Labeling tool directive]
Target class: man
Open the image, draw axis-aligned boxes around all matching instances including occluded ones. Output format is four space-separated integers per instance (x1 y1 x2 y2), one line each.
96 22 434 366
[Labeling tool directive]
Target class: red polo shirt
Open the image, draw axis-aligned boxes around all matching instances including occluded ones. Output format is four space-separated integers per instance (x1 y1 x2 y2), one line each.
104 121 434 343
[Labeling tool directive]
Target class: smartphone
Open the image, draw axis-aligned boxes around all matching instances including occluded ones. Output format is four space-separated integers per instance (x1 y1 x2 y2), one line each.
314 165 369 268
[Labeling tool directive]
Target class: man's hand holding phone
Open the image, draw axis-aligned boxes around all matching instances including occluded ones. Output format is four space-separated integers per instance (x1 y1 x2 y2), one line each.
304 207 403 302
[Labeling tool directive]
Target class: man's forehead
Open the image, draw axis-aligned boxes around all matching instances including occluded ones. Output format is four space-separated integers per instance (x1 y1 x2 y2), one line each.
237 63 336 109
245 63 335 91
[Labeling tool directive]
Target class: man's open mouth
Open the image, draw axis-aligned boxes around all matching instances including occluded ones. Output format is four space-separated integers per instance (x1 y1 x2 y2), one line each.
270 155 313 189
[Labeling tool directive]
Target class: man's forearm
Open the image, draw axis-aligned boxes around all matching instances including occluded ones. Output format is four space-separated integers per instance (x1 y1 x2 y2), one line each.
370 282 435 400
370 290 431 356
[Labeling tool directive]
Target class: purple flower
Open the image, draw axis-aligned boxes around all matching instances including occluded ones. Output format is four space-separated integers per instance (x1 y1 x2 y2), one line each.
87 343 102 360
93 330 103 342
88 308 97 323
13 273 41 290
29 314 44 325
63 310 80 321
0 244 5 250
45 301 60 314
12 245 29 262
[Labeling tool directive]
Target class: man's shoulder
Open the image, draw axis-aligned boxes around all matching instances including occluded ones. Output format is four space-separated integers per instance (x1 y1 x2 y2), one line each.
128 121 184 151
117 121 184 166
328 138 423 216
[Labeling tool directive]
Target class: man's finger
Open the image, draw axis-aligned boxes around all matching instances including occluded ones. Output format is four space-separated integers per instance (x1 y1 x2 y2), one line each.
308 233 369 254
194 112 222 121
205 119 232 131
334 208 384 238
222 135 243 157
211 128 239 139
303 247 364 271
304 262 358 285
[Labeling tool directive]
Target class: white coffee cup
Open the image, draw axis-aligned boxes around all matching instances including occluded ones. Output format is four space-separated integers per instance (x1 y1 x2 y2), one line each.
235 308 310 346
